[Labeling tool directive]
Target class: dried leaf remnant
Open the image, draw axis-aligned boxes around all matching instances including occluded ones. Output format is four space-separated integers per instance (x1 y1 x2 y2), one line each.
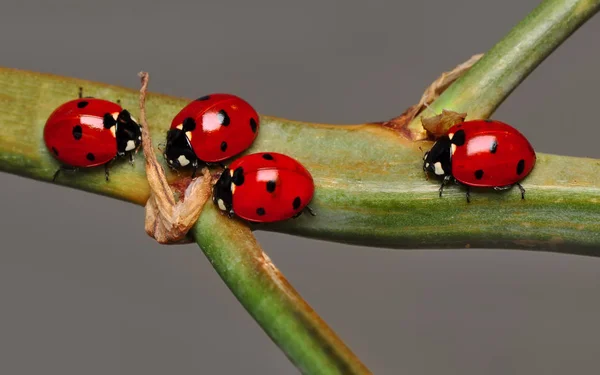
382 53 483 140
138 72 213 244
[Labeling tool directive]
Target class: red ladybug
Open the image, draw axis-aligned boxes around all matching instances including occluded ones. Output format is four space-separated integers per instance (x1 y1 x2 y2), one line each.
423 119 536 202
44 89 142 182
163 94 260 176
212 152 316 223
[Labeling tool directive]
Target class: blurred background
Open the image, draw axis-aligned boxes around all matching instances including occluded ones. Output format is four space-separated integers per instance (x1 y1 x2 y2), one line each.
1 0 600 374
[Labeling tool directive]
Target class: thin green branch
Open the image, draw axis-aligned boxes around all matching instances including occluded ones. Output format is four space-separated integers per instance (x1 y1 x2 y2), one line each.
406 0 600 139
192 205 371 375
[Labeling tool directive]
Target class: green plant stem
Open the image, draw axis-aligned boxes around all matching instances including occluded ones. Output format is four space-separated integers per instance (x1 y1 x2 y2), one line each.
0 67 599 254
192 205 370 375
406 0 600 138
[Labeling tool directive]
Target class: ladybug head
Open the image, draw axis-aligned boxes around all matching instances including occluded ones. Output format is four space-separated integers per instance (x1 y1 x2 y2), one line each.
213 168 234 215
212 167 245 216
164 128 197 169
115 110 142 155
423 135 452 177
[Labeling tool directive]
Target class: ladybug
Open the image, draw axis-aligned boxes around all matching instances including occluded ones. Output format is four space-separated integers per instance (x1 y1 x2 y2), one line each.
44 89 142 182
163 93 260 177
212 152 316 223
422 119 536 202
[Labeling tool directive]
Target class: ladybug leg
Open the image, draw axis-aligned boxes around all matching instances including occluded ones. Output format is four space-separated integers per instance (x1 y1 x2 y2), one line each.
292 205 317 219
228 209 235 219
104 163 111 181
52 168 62 182
52 165 78 182
129 152 135 166
516 183 526 200
465 186 471 203
191 163 198 179
78 87 94 99
438 175 452 198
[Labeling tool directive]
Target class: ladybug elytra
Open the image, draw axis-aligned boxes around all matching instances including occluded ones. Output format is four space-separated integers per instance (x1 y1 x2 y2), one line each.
212 152 315 223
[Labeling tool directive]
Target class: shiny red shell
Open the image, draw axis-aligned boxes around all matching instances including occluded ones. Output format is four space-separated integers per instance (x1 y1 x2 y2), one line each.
448 120 536 187
44 98 121 168
170 94 259 163
229 152 314 223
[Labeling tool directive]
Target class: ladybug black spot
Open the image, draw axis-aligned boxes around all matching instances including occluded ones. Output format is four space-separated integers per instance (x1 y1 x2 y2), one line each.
182 117 196 132
490 140 498 154
452 129 466 146
51 147 59 156
266 180 276 193
103 113 116 129
218 110 230 126
72 125 83 140
221 141 228 152
77 101 89 108
293 196 301 210
232 167 245 186
256 207 266 216
196 95 210 101
250 118 257 133
516 159 525 175
86 153 95 161
474 169 484 180
262 153 274 160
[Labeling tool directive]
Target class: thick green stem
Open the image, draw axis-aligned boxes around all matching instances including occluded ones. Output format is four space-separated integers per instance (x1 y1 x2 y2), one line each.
0 67 599 255
407 0 600 138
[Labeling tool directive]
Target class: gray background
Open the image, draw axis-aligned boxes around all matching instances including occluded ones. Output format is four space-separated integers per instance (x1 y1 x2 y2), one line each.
1 0 599 374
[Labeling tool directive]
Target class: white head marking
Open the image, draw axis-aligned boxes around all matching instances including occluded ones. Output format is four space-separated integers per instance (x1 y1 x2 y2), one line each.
125 140 136 151
177 155 190 166
434 162 445 176
217 199 226 211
